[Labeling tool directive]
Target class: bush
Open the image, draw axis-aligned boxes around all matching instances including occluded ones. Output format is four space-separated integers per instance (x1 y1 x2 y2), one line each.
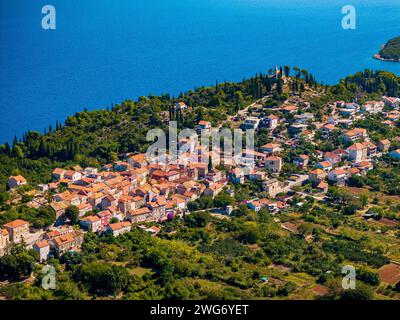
73 262 130 296
0 247 35 281
357 269 380 286
340 283 374 300
184 211 211 228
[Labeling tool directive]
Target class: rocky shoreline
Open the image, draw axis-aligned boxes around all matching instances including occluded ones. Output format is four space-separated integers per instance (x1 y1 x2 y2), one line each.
373 42 400 62
373 53 400 62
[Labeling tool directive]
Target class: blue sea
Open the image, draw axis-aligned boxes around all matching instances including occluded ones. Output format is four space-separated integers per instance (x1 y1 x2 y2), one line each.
0 0 399 143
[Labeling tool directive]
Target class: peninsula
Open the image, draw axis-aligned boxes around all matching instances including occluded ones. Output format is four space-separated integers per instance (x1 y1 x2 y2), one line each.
374 36 400 62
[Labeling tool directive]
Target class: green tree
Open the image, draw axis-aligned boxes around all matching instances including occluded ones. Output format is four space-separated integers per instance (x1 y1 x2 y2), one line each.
238 222 260 244
65 205 80 224
340 283 374 300
0 247 35 281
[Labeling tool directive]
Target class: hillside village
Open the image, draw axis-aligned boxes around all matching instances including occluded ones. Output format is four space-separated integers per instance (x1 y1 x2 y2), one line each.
2 93 400 255
1 70 400 300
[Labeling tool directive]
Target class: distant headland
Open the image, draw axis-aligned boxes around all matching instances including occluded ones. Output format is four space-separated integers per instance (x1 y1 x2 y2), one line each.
373 36 400 62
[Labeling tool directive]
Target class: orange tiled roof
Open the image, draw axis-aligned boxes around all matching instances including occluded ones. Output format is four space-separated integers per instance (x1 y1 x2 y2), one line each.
4 219 29 229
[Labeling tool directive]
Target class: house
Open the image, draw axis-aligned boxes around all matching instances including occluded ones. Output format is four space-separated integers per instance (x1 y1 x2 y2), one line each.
309 169 327 184
80 215 102 232
204 182 226 198
38 184 49 192
301 130 315 141
280 105 298 114
114 161 130 172
261 143 281 154
53 191 82 206
316 161 333 171
288 124 308 135
152 170 180 182
316 181 329 193
382 120 395 127
64 170 82 182
116 195 132 213
77 203 92 217
320 124 337 138
241 117 261 130
228 167 245 184
87 192 105 208
84 167 98 176
347 143 368 162
146 202 166 220
265 156 283 173
52 231 84 257
107 221 132 237
145 226 161 236
247 198 273 212
195 120 211 134
386 111 400 121
378 139 391 153
347 167 361 177
52 168 66 181
263 114 279 130
242 149 267 164
247 169 267 181
128 153 148 168
127 207 152 224
7 175 27 188
355 161 374 174
293 155 309 168
50 200 70 219
361 101 384 113
343 128 368 144
101 194 118 210
362 141 377 156
262 179 285 197
382 96 400 108
3 219 29 244
324 151 341 165
294 113 314 124
170 194 191 210
33 240 51 262
328 169 347 186
339 103 358 117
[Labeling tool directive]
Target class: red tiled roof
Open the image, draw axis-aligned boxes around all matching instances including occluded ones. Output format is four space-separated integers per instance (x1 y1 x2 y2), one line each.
4 219 29 229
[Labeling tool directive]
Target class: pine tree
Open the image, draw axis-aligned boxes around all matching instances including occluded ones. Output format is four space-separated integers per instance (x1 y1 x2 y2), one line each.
277 78 283 95
4 142 11 156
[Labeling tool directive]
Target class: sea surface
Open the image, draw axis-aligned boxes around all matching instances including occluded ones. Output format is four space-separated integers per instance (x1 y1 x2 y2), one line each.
0 0 400 143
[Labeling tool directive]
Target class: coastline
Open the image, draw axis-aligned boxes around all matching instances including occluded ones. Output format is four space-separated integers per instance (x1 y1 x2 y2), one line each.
373 53 400 62
373 44 400 62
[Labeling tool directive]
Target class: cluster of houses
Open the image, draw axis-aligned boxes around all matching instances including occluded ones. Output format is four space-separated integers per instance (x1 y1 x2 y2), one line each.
3 95 400 261
0 219 84 261
231 95 400 204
